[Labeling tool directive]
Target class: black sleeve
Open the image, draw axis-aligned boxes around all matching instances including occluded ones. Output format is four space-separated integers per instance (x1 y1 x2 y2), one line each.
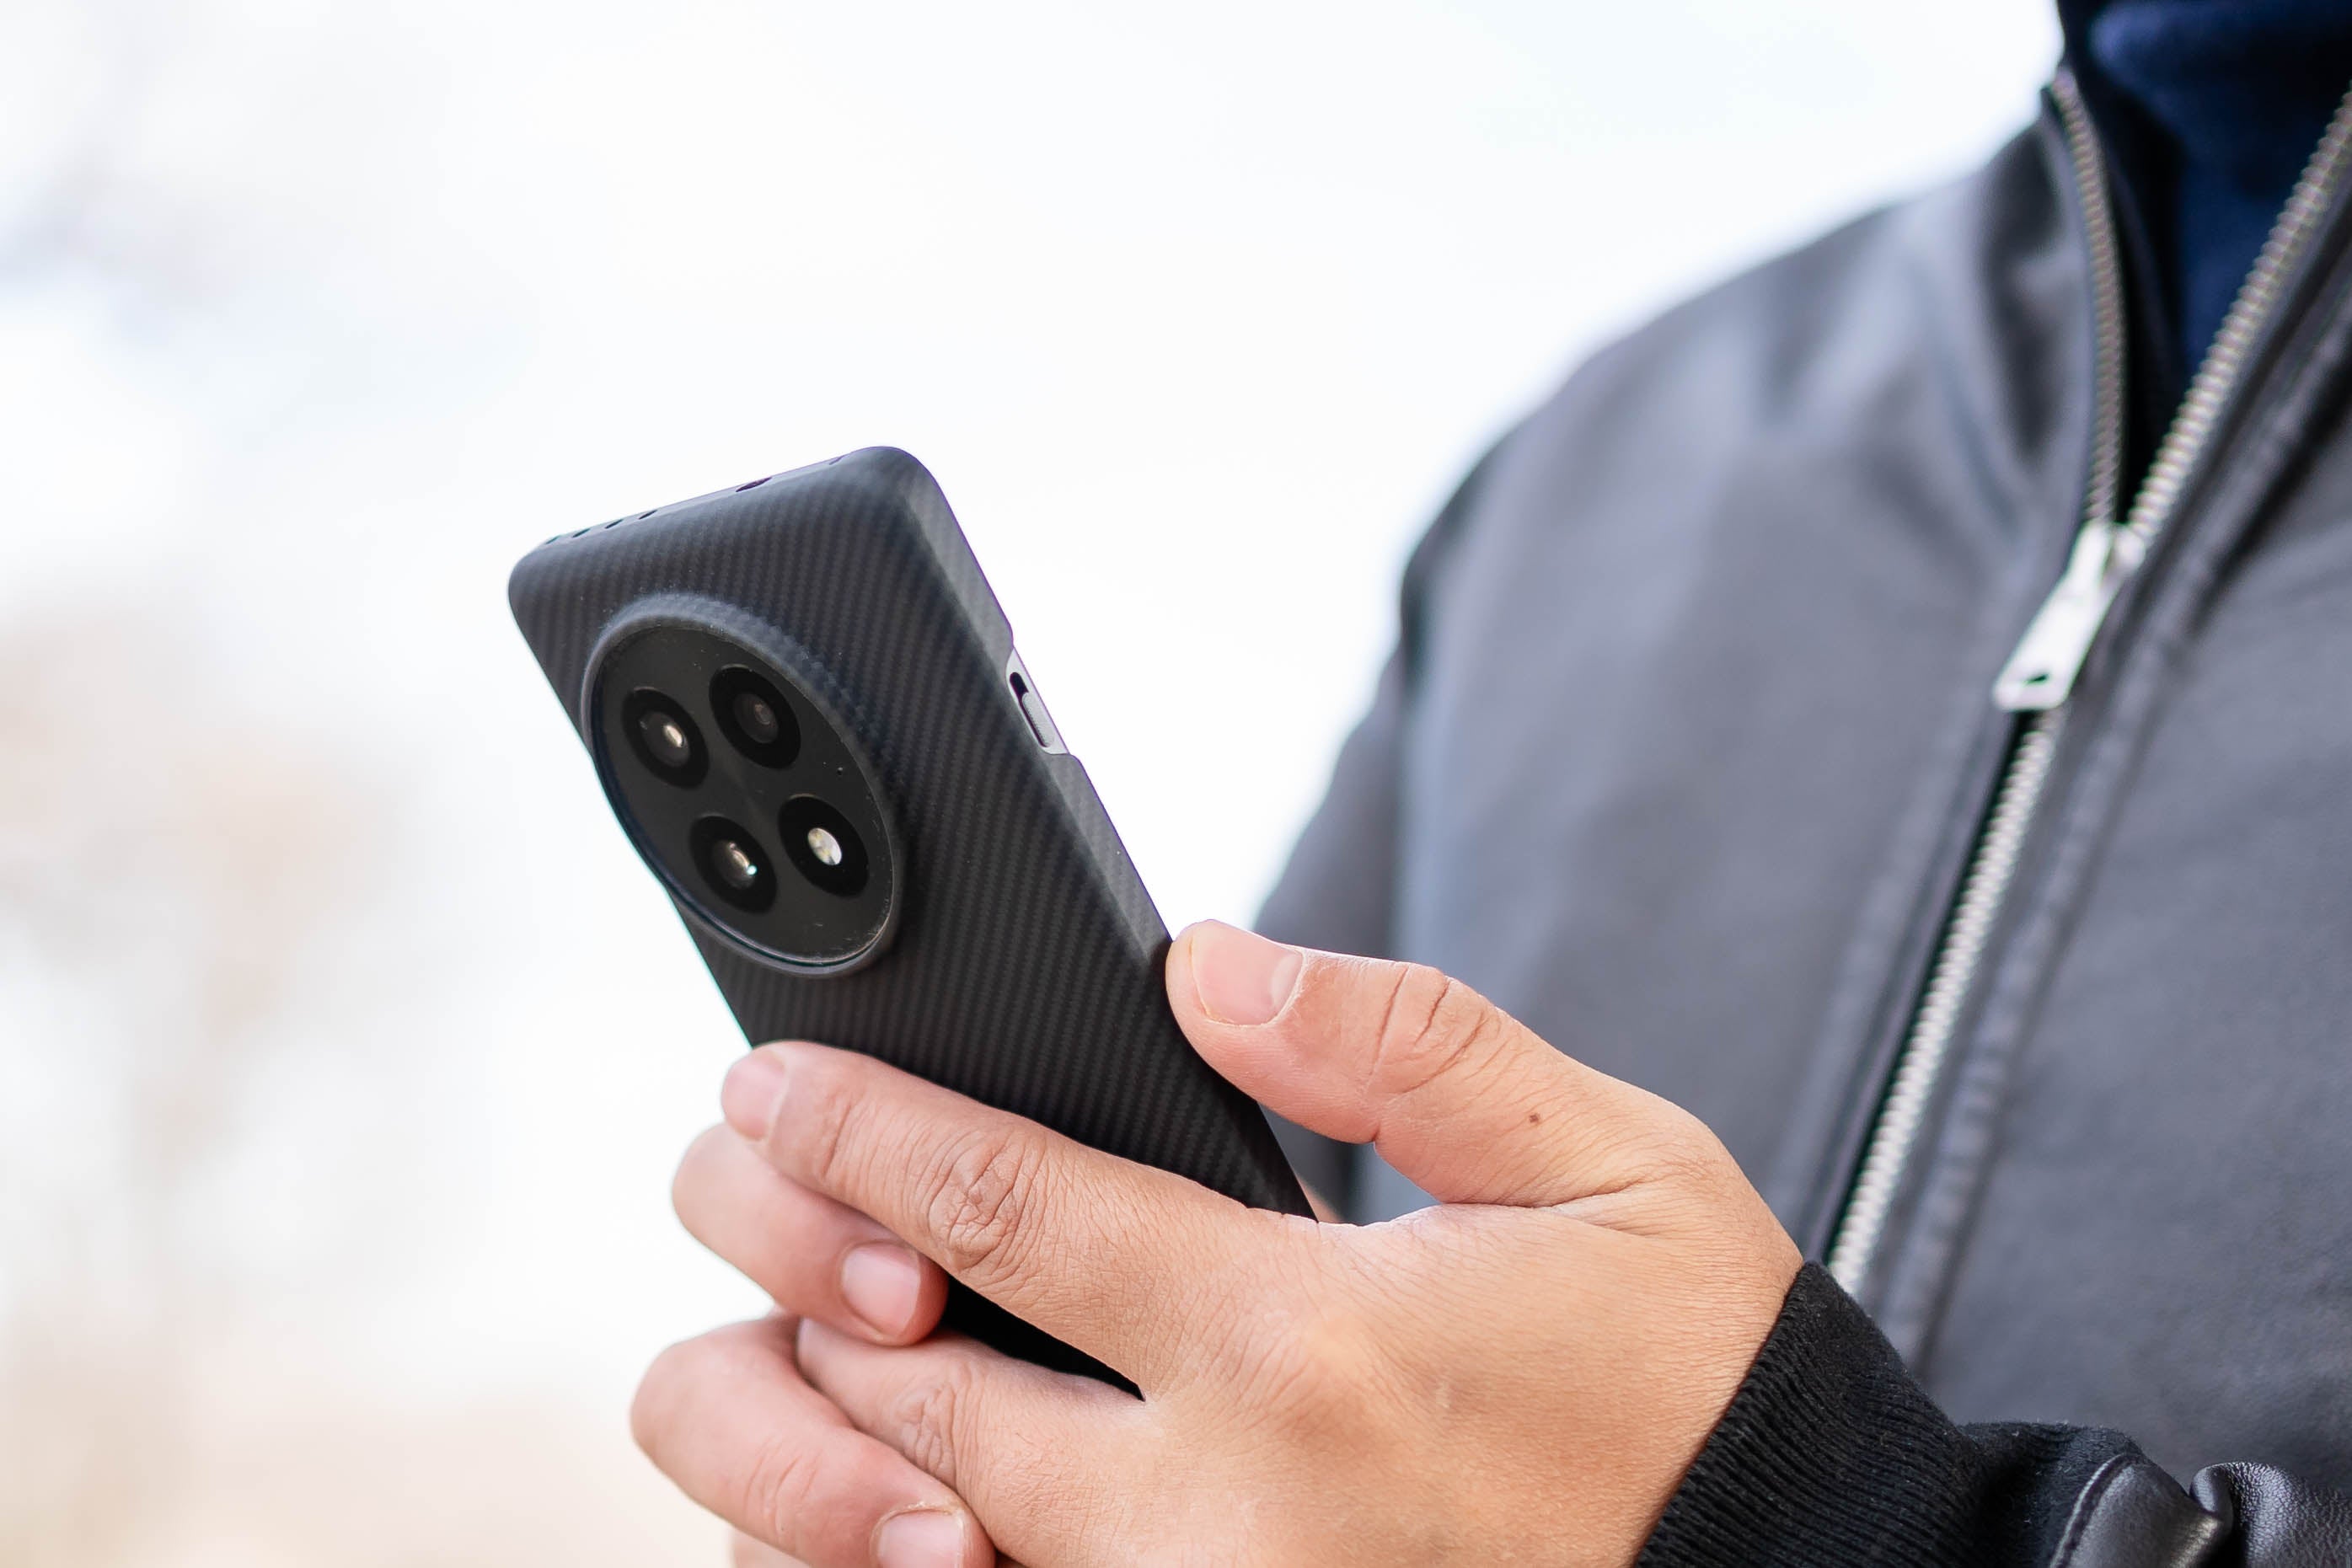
1252 438 1510 1214
1641 1265 2352 1567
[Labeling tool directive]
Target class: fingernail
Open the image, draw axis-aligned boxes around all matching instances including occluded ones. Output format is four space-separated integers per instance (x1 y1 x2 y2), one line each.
839 1242 924 1338
874 1507 966 1568
1190 922 1303 1026
721 1048 789 1139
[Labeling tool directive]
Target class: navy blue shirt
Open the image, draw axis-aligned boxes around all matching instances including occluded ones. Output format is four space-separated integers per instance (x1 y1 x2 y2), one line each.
2062 1 2352 385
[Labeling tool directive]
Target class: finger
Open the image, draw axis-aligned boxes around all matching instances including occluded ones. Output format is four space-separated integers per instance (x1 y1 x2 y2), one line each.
1166 922 1703 1207
721 1042 1258 1388
676 1124 950 1344
632 1317 991 1568
797 1319 1140 1566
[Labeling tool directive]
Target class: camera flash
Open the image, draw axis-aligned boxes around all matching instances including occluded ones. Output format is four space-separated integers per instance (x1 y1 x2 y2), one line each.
806 826 844 867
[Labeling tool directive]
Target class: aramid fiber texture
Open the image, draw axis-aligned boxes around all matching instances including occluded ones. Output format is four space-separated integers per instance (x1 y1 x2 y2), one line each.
511 447 1307 1376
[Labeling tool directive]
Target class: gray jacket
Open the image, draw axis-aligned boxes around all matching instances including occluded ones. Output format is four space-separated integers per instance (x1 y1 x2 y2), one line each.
1261 78 2352 1564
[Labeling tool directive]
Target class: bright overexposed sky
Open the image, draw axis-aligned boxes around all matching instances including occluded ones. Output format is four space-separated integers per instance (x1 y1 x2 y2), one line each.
0 1 2059 1556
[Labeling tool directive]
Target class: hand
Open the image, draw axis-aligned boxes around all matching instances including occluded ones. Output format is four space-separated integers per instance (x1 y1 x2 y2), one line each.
635 923 1803 1566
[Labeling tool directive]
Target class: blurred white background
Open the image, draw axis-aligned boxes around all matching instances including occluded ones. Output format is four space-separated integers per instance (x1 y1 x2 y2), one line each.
1 1 2056 1559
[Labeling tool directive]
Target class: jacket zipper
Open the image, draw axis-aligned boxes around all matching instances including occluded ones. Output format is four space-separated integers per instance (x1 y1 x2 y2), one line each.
1825 72 2352 1294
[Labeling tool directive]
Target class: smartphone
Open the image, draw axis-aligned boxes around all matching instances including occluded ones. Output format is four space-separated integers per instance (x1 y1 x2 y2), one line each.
509 447 1309 1381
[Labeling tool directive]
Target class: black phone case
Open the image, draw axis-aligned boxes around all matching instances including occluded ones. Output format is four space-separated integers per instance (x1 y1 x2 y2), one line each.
509 447 1309 1380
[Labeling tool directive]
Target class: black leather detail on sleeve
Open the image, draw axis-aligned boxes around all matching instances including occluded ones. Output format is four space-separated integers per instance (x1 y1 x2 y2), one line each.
2183 1463 2352 1566
2050 1455 2230 1566
1644 1266 2352 1565
1642 1264 2150 1566
2049 1455 2352 1565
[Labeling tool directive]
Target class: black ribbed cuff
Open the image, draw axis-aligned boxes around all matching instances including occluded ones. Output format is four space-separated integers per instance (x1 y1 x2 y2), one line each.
1639 1264 2134 1567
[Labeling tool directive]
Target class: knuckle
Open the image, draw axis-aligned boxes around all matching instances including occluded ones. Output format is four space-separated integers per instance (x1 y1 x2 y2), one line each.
921 1125 1047 1283
787 1057 868 1196
1661 1113 1747 1192
1231 1303 1387 1443
1369 964 1502 1098
1569 1100 1750 1225
1617 1098 1729 1185
736 1426 827 1547
887 1360 981 1485
629 1325 844 1561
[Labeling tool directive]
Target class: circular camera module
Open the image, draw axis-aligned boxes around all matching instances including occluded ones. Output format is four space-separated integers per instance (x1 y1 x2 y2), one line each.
689 816 778 912
711 666 801 768
590 618 898 972
780 795 869 897
621 688 707 787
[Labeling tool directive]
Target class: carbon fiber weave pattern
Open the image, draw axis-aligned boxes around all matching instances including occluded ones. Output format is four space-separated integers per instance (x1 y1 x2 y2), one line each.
510 449 1308 1375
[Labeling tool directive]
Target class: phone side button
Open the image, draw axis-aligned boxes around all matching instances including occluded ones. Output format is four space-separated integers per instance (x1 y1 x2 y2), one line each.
1005 652 1067 755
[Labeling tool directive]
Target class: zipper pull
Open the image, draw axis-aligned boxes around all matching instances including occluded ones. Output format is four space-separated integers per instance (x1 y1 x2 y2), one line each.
1992 519 2144 711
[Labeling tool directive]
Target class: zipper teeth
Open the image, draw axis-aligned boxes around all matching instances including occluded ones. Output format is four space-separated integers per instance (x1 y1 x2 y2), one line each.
1825 73 2352 1296
2126 85 2352 547
1826 714 2060 1289
1823 75 2121 1293
2060 72 2130 532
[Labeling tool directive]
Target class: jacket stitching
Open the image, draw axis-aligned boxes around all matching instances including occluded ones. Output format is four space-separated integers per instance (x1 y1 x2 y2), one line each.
2046 1453 2138 1568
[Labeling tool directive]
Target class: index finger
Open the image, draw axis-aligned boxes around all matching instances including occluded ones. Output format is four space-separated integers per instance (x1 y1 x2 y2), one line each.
721 1041 1263 1391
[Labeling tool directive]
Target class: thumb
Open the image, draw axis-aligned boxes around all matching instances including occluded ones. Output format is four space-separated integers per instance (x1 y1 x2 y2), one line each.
1167 922 1700 1207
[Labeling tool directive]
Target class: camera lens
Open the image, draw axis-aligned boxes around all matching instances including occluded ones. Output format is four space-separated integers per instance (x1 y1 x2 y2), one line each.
642 710 694 768
689 816 777 912
620 689 707 787
780 795 868 896
735 692 780 745
710 838 760 889
711 666 801 768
